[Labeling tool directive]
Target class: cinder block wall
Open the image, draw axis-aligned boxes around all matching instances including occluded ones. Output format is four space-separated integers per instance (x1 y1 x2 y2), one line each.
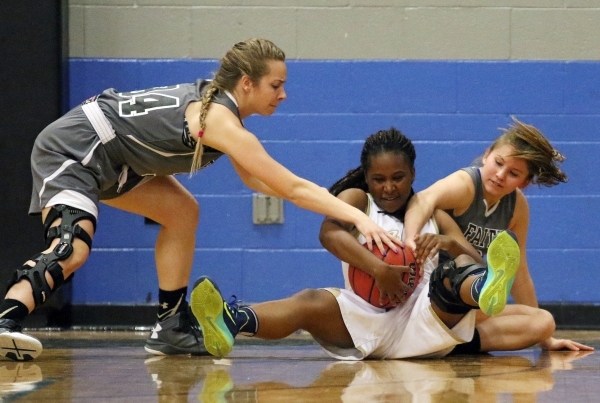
67 1 600 308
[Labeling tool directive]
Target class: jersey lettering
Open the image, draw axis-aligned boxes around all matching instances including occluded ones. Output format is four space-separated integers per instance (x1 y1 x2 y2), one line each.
118 86 180 117
463 222 502 253
387 228 400 239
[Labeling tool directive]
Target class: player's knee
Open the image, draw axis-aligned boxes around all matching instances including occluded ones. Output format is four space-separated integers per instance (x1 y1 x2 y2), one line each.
43 221 94 272
429 259 484 314
59 243 91 272
161 194 199 230
534 309 556 340
181 194 200 223
291 289 332 315
454 254 477 269
518 307 555 342
293 289 323 304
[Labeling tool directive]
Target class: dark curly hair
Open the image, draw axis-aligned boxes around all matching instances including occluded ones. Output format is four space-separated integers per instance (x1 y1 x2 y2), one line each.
329 127 416 196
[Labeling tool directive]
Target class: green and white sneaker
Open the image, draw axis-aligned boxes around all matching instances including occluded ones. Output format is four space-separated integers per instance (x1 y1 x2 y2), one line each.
479 230 520 316
190 276 240 358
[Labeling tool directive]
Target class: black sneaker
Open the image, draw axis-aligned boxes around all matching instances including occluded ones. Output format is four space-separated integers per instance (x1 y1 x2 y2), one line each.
0 319 42 361
144 308 208 356
190 276 241 358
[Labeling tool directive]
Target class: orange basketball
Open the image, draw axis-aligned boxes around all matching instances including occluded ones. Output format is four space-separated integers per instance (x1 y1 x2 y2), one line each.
348 244 420 309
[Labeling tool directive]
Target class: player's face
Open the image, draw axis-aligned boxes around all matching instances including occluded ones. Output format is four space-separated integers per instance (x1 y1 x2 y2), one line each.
365 151 415 214
249 60 287 116
480 144 531 200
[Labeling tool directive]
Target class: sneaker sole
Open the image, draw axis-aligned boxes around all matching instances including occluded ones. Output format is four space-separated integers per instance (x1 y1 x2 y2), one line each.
144 346 169 356
479 231 520 316
144 344 192 356
190 280 234 358
143 344 208 356
0 332 42 361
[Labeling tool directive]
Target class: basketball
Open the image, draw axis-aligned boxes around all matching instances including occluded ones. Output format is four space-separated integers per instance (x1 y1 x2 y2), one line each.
348 244 420 309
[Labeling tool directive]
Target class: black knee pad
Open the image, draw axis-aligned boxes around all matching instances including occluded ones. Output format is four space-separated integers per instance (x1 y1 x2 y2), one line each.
10 254 66 306
8 205 96 307
428 260 486 314
43 204 96 250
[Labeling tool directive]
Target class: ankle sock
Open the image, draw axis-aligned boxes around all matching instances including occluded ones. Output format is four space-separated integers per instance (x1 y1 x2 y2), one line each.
236 307 259 337
470 271 488 303
157 287 187 320
0 299 29 322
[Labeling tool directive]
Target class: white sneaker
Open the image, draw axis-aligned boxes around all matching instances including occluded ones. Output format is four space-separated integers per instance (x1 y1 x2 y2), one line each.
0 319 42 361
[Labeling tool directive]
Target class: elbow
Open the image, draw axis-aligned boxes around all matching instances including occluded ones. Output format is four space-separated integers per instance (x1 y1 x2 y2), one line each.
319 221 337 250
318 226 330 249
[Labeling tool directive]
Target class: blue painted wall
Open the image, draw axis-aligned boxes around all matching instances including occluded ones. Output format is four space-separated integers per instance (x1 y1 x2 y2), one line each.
69 59 600 305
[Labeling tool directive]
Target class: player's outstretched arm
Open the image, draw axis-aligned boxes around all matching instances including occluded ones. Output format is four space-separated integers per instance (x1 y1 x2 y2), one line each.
205 109 401 253
414 210 483 264
404 170 474 260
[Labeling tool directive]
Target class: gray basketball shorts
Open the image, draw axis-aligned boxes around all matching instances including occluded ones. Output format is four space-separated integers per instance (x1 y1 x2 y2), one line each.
29 105 145 219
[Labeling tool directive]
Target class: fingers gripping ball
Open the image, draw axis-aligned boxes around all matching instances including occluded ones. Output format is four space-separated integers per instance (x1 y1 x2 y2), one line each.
348 244 421 309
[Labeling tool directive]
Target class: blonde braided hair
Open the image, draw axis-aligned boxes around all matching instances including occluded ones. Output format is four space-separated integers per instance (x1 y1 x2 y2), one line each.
190 38 285 174
190 85 217 173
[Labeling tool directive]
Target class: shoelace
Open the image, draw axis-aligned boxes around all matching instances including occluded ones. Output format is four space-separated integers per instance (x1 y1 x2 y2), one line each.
226 295 241 313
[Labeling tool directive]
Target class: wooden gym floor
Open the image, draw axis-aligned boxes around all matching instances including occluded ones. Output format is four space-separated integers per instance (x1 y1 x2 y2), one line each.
1 329 598 402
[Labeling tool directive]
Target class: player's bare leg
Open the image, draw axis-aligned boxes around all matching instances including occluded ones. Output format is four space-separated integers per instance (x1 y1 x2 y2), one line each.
251 289 353 348
191 276 352 357
103 175 206 355
476 305 555 351
103 176 197 291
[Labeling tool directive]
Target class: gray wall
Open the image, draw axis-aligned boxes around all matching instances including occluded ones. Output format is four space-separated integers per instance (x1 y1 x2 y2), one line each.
69 0 600 60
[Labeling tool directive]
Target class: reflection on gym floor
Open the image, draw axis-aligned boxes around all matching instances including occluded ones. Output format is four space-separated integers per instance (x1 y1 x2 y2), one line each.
0 330 597 402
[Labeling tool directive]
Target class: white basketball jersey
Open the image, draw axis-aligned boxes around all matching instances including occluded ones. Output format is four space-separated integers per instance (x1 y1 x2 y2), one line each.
341 193 439 289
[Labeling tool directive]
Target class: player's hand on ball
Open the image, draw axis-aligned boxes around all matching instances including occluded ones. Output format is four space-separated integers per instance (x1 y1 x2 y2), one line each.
354 217 402 255
413 233 453 265
349 244 421 309
375 264 414 306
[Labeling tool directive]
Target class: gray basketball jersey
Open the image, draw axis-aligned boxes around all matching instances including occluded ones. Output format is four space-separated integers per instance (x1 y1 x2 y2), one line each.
448 166 516 256
95 79 236 176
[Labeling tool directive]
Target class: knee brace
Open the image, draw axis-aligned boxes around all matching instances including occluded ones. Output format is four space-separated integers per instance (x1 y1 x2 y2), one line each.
428 260 486 314
8 205 96 307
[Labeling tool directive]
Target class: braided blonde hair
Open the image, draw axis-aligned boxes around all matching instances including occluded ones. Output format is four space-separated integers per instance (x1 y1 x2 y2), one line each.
490 117 567 187
190 38 286 173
